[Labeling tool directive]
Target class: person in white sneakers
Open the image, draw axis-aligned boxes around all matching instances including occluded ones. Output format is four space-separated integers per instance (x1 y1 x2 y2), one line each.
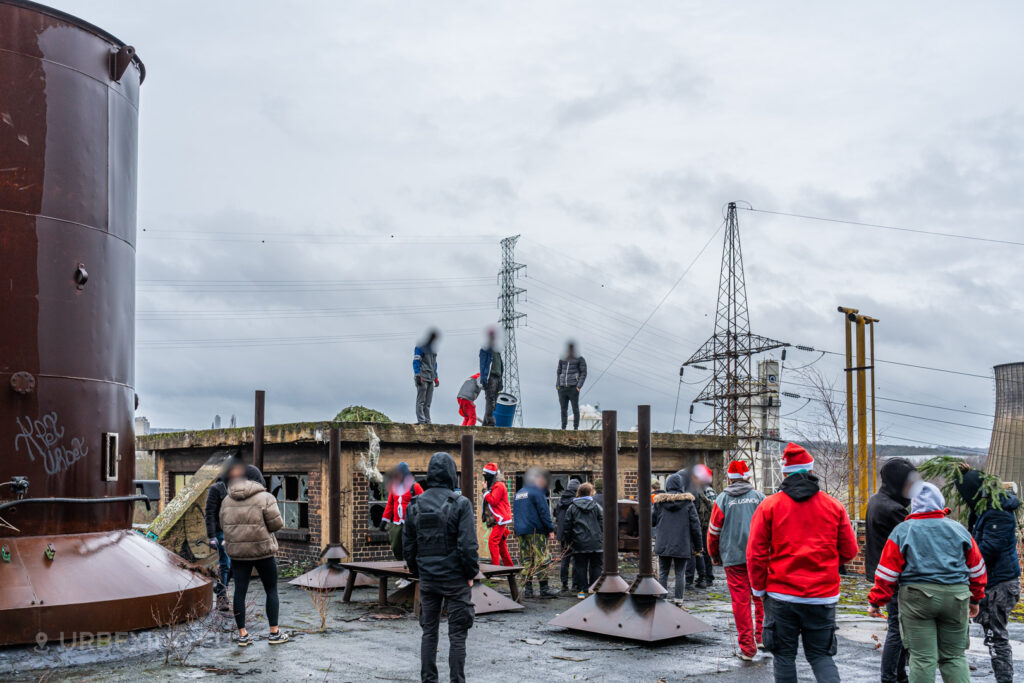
707 460 765 660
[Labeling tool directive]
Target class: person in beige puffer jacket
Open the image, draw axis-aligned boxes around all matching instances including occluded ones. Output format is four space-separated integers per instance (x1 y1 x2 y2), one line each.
219 461 288 646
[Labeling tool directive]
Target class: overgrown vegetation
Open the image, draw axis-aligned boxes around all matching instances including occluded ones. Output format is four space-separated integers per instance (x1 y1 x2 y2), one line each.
333 406 391 423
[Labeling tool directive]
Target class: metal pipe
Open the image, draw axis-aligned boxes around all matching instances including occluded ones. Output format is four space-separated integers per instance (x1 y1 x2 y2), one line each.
253 390 266 471
636 406 653 576
868 319 878 495
630 406 666 595
328 427 341 545
0 495 149 513
855 315 868 519
838 307 857 517
594 410 630 593
460 434 474 510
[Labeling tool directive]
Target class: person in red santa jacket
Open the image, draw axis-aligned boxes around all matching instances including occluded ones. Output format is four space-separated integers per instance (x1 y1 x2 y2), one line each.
747 443 859 683
482 462 513 566
380 462 423 560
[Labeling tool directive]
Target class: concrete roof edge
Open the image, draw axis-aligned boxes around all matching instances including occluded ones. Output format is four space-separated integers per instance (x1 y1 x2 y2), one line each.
136 421 736 452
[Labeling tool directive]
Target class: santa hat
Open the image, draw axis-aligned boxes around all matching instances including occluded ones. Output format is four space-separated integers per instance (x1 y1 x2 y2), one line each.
781 443 814 474
727 460 751 480
693 463 713 484
483 462 499 476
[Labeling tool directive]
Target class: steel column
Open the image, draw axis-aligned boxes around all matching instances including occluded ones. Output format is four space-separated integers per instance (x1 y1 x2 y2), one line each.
253 390 265 471
630 405 666 595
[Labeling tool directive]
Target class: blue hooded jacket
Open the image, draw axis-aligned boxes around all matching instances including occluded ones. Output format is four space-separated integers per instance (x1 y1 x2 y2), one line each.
513 483 554 536
973 493 1021 586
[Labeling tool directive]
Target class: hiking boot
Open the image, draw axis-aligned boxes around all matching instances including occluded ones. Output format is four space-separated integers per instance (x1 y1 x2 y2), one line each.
538 582 559 599
237 633 254 647
523 582 535 599
268 631 290 645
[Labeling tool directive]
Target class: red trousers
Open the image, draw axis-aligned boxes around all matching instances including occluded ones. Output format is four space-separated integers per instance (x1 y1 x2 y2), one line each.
458 398 477 426
488 525 512 566
725 564 764 656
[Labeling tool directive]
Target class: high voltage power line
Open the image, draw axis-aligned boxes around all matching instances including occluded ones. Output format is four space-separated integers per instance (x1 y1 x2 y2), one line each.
739 206 1024 248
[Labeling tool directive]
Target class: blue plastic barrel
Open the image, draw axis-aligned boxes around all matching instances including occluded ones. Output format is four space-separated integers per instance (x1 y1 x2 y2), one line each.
493 393 518 427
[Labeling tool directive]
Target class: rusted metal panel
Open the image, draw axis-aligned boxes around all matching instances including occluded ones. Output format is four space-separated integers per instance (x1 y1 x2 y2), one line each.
0 1 211 645
0 0 142 538
0 531 211 645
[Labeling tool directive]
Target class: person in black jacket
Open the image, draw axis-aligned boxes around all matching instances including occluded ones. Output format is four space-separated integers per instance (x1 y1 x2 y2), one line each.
404 452 479 683
653 472 703 601
554 478 581 593
563 482 603 597
865 457 916 683
972 486 1020 683
204 460 267 611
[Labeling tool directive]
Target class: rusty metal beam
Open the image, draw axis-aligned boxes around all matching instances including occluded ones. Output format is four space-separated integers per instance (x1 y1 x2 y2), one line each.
630 405 665 596
253 390 266 471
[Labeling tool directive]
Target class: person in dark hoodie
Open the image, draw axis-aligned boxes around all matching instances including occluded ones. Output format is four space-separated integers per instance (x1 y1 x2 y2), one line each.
865 457 917 683
404 452 479 683
205 459 266 611
674 463 714 589
652 471 703 601
563 482 603 598
747 443 858 683
969 477 1020 683
555 477 581 593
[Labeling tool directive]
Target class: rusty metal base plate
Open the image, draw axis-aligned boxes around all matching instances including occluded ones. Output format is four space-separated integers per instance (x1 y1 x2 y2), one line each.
0 530 212 646
289 564 376 590
472 582 523 614
548 593 712 642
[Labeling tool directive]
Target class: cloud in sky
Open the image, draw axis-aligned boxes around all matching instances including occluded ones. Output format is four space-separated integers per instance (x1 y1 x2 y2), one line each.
57 0 1024 447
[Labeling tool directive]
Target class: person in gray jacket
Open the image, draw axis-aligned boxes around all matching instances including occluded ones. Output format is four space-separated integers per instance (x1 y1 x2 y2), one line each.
555 342 587 430
707 459 766 660
413 329 440 424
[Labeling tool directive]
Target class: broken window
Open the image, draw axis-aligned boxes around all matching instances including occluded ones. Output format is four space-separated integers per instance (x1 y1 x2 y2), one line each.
172 473 193 498
269 474 309 529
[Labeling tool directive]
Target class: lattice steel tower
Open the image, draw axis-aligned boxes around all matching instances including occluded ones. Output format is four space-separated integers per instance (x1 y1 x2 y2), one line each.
499 235 526 426
684 203 787 466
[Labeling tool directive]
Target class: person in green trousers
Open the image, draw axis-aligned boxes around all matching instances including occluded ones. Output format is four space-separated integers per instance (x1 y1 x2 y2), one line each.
867 482 987 683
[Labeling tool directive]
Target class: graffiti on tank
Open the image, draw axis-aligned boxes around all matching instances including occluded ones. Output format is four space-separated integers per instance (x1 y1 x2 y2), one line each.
14 412 89 476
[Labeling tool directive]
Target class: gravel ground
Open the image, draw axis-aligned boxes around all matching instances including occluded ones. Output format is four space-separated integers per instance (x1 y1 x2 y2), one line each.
2 576 1022 682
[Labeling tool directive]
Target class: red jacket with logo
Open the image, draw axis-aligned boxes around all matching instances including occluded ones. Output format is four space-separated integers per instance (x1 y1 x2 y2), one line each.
382 482 423 525
484 480 512 526
747 473 859 602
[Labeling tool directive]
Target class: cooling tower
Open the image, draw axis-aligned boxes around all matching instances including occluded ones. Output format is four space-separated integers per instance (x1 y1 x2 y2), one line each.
986 362 1024 486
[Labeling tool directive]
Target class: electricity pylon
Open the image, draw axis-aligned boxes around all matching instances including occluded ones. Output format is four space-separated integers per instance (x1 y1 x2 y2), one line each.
684 203 787 474
499 235 525 426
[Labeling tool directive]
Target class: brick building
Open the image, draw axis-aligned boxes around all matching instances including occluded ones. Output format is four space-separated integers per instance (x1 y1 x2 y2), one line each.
137 422 735 566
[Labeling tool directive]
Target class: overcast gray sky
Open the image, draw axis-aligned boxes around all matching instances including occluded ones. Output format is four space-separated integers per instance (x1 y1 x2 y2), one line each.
61 1 1024 447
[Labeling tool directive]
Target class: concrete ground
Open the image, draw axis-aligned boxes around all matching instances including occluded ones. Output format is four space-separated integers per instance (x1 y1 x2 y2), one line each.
2 575 1022 682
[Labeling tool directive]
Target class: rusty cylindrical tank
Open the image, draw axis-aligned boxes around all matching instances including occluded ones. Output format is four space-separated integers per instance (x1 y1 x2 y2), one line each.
986 362 1024 487
0 0 210 645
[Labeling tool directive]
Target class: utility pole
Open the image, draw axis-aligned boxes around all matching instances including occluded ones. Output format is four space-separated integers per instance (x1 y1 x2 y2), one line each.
838 307 879 519
499 235 526 426
684 203 788 488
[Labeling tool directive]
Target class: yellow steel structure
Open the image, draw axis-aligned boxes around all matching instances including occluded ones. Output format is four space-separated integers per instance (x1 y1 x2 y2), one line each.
838 306 879 519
